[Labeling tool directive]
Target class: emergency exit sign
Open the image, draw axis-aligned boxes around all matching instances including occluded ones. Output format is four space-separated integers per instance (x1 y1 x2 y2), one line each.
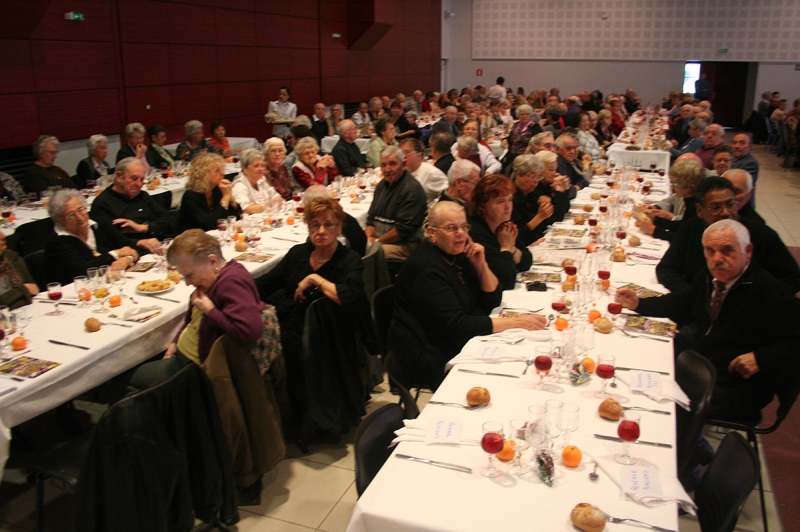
476 69 483 76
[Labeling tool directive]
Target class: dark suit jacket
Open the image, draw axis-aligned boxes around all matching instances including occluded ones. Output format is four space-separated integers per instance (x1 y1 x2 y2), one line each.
557 155 589 189
331 139 366 177
116 145 136 164
75 157 111 189
431 119 460 137
45 221 132 285
468 216 532 290
311 118 329 144
146 146 172 170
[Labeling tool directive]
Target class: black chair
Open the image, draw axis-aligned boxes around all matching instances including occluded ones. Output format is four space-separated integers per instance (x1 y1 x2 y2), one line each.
695 432 760 532
371 285 394 357
382 353 420 420
24 250 49 289
8 217 53 257
353 403 406 496
361 242 391 301
706 369 800 532
674 350 716 482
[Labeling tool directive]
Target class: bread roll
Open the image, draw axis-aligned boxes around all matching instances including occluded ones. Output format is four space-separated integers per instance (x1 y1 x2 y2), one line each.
570 503 606 532
593 317 613 334
85 318 101 333
235 241 249 252
574 215 586 225
598 398 623 421
466 387 490 406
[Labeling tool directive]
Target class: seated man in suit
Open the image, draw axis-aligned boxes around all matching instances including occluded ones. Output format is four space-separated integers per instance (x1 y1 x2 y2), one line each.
439 159 480 207
656 177 800 294
431 106 460 137
667 104 694 146
721 169 763 224
330 120 366 177
555 134 589 190
116 122 150 170
618 219 800 425
45 189 139 285
90 157 176 254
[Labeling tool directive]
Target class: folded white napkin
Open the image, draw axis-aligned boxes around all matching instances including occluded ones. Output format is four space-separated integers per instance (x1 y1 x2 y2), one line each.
616 373 691 411
123 305 163 323
595 455 697 514
391 419 481 447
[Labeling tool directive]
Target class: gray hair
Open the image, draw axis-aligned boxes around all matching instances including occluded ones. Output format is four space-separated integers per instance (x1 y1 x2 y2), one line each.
516 104 534 117
339 119 356 133
48 189 85 220
125 123 146 138
263 137 286 153
115 157 145 178
294 136 319 157
722 169 753 193
33 135 59 159
380 145 404 163
303 184 329 204
587 110 598 121
293 115 312 129
669 159 706 189
87 134 108 153
331 104 343 113
689 119 707 131
447 159 480 186
554 133 577 149
456 135 479 155
184 120 203 138
424 201 466 238
239 147 264 169
703 219 750 251
534 150 558 166
512 154 544 177
530 131 554 150
445 106 458 114
498 98 509 106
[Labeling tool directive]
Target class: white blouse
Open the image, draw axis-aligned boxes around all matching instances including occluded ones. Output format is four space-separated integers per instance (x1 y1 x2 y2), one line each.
231 172 276 209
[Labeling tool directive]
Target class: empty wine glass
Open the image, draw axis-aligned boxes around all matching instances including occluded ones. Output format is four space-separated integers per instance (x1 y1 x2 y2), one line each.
616 411 641 465
109 266 127 299
595 354 616 398
74 275 92 307
559 403 580 448
0 306 11 351
544 399 562 452
481 421 505 478
508 418 531 475
46 282 65 316
526 405 546 467
578 326 595 355
11 307 28 339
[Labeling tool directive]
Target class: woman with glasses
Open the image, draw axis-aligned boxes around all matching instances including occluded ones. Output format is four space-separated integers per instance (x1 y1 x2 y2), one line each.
389 201 545 391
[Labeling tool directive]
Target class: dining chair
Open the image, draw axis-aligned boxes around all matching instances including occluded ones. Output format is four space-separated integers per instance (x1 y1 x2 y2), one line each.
354 403 406 496
705 369 800 532
674 350 716 485
24 249 50 289
382 353 420 420
370 284 395 357
9 217 54 256
694 431 759 532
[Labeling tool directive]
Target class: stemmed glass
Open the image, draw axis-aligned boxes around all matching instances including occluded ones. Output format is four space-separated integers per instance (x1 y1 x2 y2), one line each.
558 403 580 449
46 283 64 316
0 306 11 351
595 354 616 398
615 411 641 465
508 419 531 475
109 266 127 300
93 268 110 314
544 399 562 452
480 421 505 478
596 256 611 284
578 326 595 356
526 405 546 468
551 291 567 314
12 307 28 340
533 346 552 389
74 275 92 307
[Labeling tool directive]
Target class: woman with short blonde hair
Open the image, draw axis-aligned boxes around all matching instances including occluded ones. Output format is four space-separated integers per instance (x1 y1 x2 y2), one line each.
179 153 241 231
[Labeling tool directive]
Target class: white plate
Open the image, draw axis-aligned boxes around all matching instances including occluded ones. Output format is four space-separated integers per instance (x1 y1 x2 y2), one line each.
135 280 175 296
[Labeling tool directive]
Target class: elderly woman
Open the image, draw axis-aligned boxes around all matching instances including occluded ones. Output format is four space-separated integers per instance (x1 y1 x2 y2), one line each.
178 153 241 232
453 119 502 174
231 148 276 214
116 123 149 167
453 135 483 173
327 104 344 135
263 137 294 201
145 124 176 170
637 159 707 241
208 121 231 156
576 111 603 161
669 119 706 159
508 154 555 247
365 117 398 169
388 101 418 140
506 104 543 168
534 150 572 217
45 189 139 285
176 120 222 162
268 86 297 139
389 201 545 390
467 174 533 290
76 134 111 189
256 197 364 442
23 135 76 193
595 109 616 146
0 231 38 309
608 99 626 136
291 137 339 189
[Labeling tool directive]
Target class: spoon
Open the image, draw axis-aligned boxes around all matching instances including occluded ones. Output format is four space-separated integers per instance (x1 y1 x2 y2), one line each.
546 314 556 328
589 463 599 482
522 357 535 375
427 401 488 411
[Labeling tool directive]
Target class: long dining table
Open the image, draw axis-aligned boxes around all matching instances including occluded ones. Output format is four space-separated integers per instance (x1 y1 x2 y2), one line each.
347 171 686 532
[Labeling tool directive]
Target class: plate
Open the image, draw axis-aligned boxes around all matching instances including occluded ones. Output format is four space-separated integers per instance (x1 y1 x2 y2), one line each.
135 280 175 295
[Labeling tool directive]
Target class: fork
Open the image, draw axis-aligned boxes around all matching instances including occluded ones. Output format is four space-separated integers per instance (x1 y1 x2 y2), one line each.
620 329 670 342
603 513 675 532
427 401 487 410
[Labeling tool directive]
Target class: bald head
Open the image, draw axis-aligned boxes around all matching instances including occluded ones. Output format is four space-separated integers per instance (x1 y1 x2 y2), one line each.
721 169 753 210
675 152 703 165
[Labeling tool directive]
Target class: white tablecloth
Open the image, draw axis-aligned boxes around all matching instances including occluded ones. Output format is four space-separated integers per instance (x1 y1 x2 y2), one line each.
320 136 371 155
606 144 670 175
163 137 261 157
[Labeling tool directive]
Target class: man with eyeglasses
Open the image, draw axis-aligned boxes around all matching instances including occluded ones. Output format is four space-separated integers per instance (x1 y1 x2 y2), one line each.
656 177 800 294
400 139 448 207
555 134 589 190
527 132 556 154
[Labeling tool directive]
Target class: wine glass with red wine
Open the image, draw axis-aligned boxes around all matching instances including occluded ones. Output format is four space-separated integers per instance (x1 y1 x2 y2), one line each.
615 411 641 465
534 346 552 390
551 291 567 314
595 354 615 398
596 256 611 283
481 421 505 477
46 282 65 316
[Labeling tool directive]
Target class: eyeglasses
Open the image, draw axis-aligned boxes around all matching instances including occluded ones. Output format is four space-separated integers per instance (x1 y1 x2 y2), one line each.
309 221 340 232
704 200 736 214
64 206 88 220
433 223 471 234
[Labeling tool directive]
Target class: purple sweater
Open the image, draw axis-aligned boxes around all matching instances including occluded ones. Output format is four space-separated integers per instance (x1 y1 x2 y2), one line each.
176 260 264 363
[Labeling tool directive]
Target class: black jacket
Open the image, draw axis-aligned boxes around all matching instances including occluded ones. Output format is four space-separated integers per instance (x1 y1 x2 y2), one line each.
652 195 698 242
75 157 111 189
45 221 132 285
116 144 137 164
433 153 455 176
178 188 242 233
331 139 366 177
91 186 176 245
557 155 589 189
468 216 532 290
511 183 570 246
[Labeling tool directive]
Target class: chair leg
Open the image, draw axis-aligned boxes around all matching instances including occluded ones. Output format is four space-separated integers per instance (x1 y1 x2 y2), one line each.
36 475 46 532
750 434 769 532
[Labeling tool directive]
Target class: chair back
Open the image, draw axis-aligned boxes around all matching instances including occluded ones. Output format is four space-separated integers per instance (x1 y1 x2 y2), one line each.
695 432 759 532
371 285 395 356
9 217 54 256
383 353 420 419
24 250 50 289
362 241 391 300
761 367 800 434
354 403 405 496
675 350 716 479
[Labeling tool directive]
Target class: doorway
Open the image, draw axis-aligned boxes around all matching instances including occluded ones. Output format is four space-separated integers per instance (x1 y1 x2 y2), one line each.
686 61 752 128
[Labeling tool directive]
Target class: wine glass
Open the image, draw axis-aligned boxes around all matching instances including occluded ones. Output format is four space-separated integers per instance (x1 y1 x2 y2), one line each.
559 403 580 448
12 307 28 340
563 262 577 277
595 354 615 398
533 346 552 389
508 418 531 475
526 405 546 452
596 256 611 283
615 411 641 465
46 282 65 316
615 225 627 246
0 306 11 351
578 326 595 355
109 266 126 299
93 273 110 314
551 291 567 314
480 421 505 478
74 275 92 307
544 399 562 452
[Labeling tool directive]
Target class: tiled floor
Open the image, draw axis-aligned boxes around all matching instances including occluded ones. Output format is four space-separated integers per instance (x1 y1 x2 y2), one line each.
1 141 798 532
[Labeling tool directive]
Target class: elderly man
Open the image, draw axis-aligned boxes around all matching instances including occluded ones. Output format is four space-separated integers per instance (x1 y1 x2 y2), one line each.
330 120 366 176
528 132 556 154
45 189 139 285
405 90 424 113
721 169 763 224
693 123 726 169
430 131 456 175
380 95 391 114
90 157 175 254
368 97 384 122
656 177 800 294
116 123 150 170
399 139 448 207
712 146 733 177
439 159 480 206
365 146 427 260
555 134 589 190
310 103 330 143
351 102 371 128
667 105 695 147
619 219 800 425
669 119 705 160
432 106 460 137
730 133 759 206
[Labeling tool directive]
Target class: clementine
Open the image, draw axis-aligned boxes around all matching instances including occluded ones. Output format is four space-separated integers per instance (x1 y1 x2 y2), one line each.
11 337 26 351
109 295 122 308
581 357 596 373
286 216 295 225
555 317 569 331
497 440 515 462
588 310 602 323
562 445 582 468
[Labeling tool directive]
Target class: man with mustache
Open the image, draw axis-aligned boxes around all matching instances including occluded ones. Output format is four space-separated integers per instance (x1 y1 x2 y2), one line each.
655 177 800 294
617 218 800 426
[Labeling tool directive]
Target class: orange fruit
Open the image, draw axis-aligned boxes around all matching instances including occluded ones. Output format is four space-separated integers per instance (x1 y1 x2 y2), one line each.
497 440 515 462
566 274 578 283
555 317 569 331
286 216 295 225
11 337 26 351
78 288 92 302
601 279 611 291
588 310 601 323
562 445 582 468
581 357 596 373
153 178 161 186
586 243 598 253
109 295 122 308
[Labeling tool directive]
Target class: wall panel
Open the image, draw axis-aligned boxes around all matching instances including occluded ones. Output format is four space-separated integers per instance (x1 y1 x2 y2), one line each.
0 40 35 95
37 89 120 140
30 41 117 92
0 95 40 148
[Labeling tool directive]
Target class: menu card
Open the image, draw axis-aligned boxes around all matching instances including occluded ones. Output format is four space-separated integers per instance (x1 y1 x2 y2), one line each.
519 272 562 283
232 253 274 263
0 356 61 378
618 283 664 298
550 228 587 238
625 315 676 337
129 262 157 273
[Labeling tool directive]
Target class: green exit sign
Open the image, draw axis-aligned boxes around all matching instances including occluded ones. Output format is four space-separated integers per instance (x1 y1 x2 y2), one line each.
64 12 85 21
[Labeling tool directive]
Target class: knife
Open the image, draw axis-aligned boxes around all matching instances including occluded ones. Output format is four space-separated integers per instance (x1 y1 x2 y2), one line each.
616 366 670 376
146 295 180 303
458 369 519 378
593 434 673 448
38 300 77 306
395 454 473 473
49 339 90 350
272 236 301 243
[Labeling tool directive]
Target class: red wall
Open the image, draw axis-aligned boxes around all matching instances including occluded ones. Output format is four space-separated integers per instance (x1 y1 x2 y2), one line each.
0 0 441 149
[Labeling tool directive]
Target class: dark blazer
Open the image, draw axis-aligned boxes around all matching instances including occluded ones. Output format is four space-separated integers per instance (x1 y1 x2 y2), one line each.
90 187 176 246
557 155 589 189
75 157 111 189
431 118 460 137
330 139 366 177
146 146 173 170
651 195 698 242
45 221 132 285
511 183 570 246
116 144 136 164
468 216 532 290
433 153 455 176
178 188 242 233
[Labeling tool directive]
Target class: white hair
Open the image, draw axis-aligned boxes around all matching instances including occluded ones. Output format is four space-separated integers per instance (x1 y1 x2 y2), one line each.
87 134 108 153
721 169 753 194
263 137 286 153
534 150 558 165
703 219 750 251
447 159 480 186
456 135 479 155
125 123 145 138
